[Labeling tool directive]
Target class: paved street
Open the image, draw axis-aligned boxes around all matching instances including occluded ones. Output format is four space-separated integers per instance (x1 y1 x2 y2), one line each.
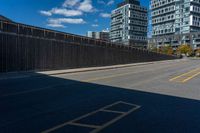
0 59 200 133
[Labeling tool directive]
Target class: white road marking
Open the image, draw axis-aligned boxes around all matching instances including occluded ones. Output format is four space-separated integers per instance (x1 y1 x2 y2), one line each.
67 122 100 129
101 109 125 114
41 101 141 133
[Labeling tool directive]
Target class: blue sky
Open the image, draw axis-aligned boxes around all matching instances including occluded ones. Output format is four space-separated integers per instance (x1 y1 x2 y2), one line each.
0 0 150 36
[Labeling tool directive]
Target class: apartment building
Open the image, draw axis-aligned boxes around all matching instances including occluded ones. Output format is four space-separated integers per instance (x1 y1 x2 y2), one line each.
110 0 148 48
150 0 200 49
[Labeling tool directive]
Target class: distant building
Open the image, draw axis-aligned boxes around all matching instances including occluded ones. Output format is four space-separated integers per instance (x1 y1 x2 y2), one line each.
110 0 148 48
86 30 110 41
86 31 95 38
0 15 12 22
150 0 200 49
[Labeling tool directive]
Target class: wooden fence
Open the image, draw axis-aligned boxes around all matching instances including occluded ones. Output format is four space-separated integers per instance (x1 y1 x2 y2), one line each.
0 20 177 73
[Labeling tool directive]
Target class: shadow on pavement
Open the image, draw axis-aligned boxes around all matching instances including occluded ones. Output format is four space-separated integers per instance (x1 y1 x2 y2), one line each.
0 72 200 133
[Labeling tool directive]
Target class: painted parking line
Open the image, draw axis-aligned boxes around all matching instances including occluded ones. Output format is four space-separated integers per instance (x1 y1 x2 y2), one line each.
169 68 200 83
41 101 141 133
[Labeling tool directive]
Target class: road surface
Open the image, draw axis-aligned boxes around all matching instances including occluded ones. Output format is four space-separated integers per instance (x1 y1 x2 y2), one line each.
0 59 200 133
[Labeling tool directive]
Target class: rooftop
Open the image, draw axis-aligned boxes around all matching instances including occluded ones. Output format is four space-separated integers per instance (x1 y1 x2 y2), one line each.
0 15 12 22
117 0 140 8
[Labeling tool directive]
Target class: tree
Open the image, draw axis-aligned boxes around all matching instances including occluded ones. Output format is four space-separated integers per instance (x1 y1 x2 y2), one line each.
177 44 193 56
151 47 159 53
148 43 159 53
159 45 174 55
195 49 200 57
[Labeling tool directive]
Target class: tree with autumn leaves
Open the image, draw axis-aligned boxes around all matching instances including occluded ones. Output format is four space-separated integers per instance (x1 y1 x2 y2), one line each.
195 49 200 57
159 45 174 55
149 44 199 57
149 45 174 55
176 44 193 56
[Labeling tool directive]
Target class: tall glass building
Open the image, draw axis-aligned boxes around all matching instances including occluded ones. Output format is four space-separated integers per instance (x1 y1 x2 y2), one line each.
150 0 200 49
110 0 148 48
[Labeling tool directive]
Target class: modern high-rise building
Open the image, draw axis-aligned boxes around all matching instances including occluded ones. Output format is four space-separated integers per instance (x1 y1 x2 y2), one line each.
110 0 148 48
151 0 200 36
150 0 200 49
86 30 110 41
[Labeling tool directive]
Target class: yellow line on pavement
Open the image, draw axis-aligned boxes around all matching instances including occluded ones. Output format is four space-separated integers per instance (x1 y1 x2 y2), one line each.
169 68 200 81
182 71 200 83
83 71 136 82
83 61 186 82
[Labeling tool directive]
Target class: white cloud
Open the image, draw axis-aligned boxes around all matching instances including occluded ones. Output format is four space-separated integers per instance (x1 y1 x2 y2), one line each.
78 0 95 12
40 0 96 27
97 0 114 6
107 0 114 6
62 0 80 7
40 0 96 17
40 10 52 16
92 24 99 27
48 18 86 25
47 23 66 28
51 8 83 17
100 13 111 18
40 8 83 17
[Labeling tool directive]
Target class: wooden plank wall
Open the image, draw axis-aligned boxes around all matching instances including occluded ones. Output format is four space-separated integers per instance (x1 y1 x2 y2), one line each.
0 21 177 73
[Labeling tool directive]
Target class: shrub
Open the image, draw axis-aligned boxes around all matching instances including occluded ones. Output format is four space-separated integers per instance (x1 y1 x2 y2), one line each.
177 44 193 57
159 45 174 55
195 49 200 57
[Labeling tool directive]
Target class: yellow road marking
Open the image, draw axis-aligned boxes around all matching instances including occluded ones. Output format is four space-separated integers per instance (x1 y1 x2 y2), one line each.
83 61 186 82
169 68 200 81
170 68 200 83
83 71 135 82
52 60 188 77
182 71 200 83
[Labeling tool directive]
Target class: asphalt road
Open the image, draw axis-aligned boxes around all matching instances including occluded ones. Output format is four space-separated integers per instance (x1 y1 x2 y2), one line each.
0 59 200 133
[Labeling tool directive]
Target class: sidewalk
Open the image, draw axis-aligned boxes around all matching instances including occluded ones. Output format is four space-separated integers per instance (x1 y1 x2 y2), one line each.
0 59 183 80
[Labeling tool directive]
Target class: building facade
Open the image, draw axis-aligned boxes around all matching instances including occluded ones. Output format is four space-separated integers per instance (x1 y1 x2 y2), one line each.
150 0 200 49
148 32 200 50
110 0 148 48
86 30 110 41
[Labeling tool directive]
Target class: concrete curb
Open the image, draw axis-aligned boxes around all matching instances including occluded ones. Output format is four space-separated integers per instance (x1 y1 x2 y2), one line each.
39 62 155 76
39 59 185 76
0 59 183 80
